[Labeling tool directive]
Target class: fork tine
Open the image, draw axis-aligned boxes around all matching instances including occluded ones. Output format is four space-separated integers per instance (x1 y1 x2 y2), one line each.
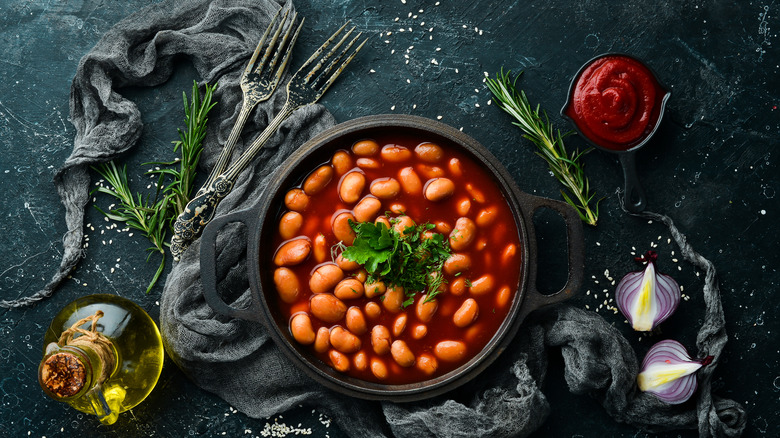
256 8 291 77
314 36 367 98
309 30 364 90
295 21 351 79
265 12 300 78
303 26 356 85
269 17 305 87
244 7 282 75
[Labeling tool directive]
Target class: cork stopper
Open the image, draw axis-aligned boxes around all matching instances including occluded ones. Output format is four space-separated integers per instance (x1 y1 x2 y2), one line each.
39 351 87 398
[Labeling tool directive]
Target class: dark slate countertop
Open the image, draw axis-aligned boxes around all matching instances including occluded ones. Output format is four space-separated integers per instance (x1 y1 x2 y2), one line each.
1 0 777 436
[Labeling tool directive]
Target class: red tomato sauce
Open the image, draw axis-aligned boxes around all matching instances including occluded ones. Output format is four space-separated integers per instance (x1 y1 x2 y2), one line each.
565 55 667 151
270 133 523 384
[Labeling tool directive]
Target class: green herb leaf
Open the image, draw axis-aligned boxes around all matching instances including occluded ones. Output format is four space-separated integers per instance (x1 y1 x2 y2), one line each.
91 81 218 293
341 218 452 306
486 69 600 226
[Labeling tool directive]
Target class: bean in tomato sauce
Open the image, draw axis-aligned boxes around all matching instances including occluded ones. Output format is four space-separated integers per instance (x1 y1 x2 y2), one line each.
271 134 522 384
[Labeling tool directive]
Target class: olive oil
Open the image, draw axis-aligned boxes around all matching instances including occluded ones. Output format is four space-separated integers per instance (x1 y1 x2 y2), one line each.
39 294 164 424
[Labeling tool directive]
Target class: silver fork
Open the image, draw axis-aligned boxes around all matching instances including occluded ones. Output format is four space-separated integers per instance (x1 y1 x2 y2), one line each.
199 7 302 194
171 23 367 261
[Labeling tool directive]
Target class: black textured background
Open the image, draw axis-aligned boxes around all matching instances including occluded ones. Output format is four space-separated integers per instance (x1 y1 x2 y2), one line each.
1 0 777 436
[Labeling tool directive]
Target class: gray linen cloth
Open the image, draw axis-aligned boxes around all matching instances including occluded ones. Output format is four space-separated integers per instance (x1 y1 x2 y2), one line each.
34 0 746 436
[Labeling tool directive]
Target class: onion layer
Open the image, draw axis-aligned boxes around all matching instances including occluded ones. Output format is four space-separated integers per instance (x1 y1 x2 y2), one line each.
615 251 680 331
637 340 712 404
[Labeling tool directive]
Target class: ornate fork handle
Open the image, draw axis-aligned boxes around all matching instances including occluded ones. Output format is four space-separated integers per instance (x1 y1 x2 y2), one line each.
170 174 235 259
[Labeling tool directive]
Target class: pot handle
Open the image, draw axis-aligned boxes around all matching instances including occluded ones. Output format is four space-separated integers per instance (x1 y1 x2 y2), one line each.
200 208 263 322
517 193 585 320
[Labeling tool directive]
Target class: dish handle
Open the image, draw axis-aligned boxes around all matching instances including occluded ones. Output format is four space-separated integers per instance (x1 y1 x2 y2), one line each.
200 208 264 322
516 194 585 320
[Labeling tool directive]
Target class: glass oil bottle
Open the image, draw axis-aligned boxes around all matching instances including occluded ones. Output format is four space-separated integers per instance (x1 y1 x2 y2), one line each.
38 294 164 425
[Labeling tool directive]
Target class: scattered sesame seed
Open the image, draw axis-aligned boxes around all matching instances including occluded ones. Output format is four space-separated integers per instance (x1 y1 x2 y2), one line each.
431 59 439 65
437 115 442 120
435 47 441 51
412 104 417 109
391 105 396 110
369 69 375 73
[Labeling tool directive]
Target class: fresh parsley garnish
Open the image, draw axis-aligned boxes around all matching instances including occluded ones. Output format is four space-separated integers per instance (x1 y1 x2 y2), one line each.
341 218 451 306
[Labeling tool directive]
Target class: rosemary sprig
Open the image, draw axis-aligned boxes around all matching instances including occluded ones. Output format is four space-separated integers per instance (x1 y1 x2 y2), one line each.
91 81 217 292
486 70 599 226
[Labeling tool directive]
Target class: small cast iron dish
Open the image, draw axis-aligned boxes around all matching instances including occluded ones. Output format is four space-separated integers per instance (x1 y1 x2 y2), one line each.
199 114 585 401
561 53 671 213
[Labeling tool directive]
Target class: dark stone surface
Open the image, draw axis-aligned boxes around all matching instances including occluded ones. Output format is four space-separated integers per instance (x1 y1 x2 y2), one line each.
1 0 777 436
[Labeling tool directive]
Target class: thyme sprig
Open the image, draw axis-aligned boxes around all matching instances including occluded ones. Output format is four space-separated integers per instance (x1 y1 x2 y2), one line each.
91 80 217 292
486 70 599 226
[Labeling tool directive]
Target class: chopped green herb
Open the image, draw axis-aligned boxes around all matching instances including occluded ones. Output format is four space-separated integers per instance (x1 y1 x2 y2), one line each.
341 218 452 306
464 278 473 288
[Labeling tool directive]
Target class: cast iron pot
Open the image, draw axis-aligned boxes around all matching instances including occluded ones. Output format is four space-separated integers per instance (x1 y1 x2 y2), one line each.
200 114 585 401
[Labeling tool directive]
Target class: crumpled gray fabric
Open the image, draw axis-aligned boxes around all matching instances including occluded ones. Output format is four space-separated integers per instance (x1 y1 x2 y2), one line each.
44 0 746 436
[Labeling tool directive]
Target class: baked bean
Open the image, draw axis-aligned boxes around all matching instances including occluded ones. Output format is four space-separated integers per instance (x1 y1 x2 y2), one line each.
392 215 415 237
392 313 408 337
411 324 428 340
290 301 309 315
303 165 334 195
345 307 368 335
309 263 344 294
435 221 452 234
456 198 471 216
465 183 486 203
364 301 382 319
464 323 487 344
336 253 360 271
334 278 364 300
449 277 467 296
434 340 467 362
424 177 455 202
278 211 303 240
352 139 380 156
416 353 438 376
371 325 392 355
314 327 330 353
496 285 512 308
353 351 368 371
415 296 438 323
414 142 444 163
332 150 352 175
329 349 350 372
369 177 401 199
290 313 316 344
313 234 328 263
375 216 391 228
382 286 405 313
421 230 435 241
274 267 301 303
417 164 445 179
309 294 347 323
353 196 382 222
274 238 312 266
449 217 477 251
474 238 488 251
469 274 494 295
332 211 356 245
338 171 366 204
353 268 368 283
329 326 362 354
448 158 463 177
476 206 498 227
284 188 309 212
390 340 415 367
398 167 423 195
389 203 406 215
356 157 382 169
453 298 479 328
381 144 412 162
443 253 472 276
371 358 388 380
501 243 517 265
364 280 386 298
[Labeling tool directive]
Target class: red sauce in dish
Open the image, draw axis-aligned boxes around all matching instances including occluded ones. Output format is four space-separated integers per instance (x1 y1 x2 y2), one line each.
564 55 667 151
270 133 522 385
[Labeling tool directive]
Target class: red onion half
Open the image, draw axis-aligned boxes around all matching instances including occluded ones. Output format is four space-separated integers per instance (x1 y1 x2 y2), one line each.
615 251 680 331
637 340 712 404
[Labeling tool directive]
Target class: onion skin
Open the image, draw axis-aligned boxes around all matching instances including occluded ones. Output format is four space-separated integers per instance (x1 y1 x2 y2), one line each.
637 340 711 404
615 251 680 331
